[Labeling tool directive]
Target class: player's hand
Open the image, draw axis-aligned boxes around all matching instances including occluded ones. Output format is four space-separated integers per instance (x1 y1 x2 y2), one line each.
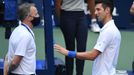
54 44 68 56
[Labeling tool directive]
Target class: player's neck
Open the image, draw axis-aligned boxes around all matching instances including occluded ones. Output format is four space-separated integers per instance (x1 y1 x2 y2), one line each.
103 16 112 25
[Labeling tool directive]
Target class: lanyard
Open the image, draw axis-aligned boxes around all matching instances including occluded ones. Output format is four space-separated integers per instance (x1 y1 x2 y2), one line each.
21 23 34 39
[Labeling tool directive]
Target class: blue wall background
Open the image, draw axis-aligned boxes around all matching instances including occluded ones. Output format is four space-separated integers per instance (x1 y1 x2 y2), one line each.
113 0 134 29
1 0 134 29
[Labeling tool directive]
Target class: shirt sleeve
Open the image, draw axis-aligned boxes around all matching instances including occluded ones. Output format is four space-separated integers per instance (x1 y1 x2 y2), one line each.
94 31 112 53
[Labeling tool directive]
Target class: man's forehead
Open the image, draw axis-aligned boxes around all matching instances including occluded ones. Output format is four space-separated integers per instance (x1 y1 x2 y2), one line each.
95 3 103 8
30 6 36 10
30 6 38 13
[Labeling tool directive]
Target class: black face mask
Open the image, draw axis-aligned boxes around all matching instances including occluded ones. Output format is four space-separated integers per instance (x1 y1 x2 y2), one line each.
31 17 41 26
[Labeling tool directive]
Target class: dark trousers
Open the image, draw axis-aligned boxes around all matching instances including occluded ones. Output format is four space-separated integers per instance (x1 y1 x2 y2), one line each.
8 72 35 75
60 10 88 75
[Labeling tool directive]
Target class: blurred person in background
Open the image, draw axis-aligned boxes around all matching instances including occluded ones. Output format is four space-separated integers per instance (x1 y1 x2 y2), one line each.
55 0 93 75
84 0 101 32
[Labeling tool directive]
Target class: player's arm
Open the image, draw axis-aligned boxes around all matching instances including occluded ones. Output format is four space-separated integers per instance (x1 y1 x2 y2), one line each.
54 44 101 61
8 55 23 73
76 49 101 61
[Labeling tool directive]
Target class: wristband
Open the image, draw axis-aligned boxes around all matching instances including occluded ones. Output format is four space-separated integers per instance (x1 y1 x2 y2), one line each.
68 51 76 58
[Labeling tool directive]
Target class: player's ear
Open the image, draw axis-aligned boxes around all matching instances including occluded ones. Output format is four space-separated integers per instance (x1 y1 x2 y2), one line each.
105 7 110 14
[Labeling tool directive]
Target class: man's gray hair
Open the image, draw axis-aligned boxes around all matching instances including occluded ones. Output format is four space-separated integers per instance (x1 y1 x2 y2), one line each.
18 3 35 21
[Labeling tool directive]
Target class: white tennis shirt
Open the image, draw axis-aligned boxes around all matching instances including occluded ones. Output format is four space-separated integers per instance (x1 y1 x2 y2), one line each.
93 20 121 75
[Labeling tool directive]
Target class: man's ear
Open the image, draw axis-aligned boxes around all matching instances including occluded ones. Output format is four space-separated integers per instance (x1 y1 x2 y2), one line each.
105 7 110 14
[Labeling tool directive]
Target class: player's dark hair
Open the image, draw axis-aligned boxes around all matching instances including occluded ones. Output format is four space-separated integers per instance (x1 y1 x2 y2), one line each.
95 0 114 15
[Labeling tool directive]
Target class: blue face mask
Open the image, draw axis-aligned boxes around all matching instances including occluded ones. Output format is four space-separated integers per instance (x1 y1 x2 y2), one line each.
31 17 41 26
